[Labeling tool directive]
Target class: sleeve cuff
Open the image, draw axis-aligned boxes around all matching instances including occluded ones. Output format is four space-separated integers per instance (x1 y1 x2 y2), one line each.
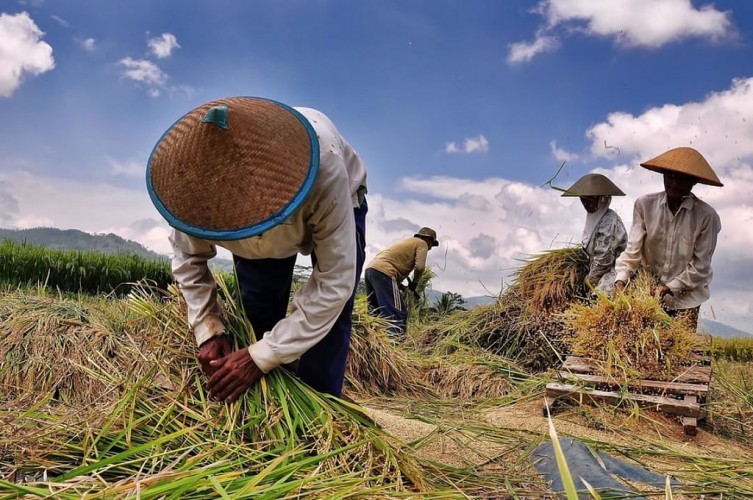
615 271 630 283
665 279 683 295
248 340 281 373
193 315 226 346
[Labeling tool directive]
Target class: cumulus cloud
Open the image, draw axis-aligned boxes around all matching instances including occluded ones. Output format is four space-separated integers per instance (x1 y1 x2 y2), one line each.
0 11 55 97
118 57 167 86
445 134 489 154
147 33 180 59
586 76 753 174
509 0 734 63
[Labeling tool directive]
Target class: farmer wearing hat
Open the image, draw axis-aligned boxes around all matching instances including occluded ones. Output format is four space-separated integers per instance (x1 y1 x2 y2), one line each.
364 227 439 339
614 147 722 329
147 97 368 400
562 173 628 295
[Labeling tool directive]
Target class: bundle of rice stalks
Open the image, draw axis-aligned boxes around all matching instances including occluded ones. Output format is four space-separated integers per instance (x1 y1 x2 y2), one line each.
563 271 697 378
513 246 589 316
346 296 429 397
415 247 588 372
0 281 466 497
0 291 138 404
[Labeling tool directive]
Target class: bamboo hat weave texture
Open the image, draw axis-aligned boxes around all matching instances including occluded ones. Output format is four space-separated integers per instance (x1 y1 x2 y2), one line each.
147 97 318 240
561 173 625 197
640 147 723 187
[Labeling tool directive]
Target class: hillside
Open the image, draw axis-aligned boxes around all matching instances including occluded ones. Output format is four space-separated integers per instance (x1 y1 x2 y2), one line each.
0 227 167 261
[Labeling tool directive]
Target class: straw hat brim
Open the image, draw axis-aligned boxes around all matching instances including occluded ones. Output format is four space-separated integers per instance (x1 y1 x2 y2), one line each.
561 174 626 197
147 97 319 240
639 147 723 187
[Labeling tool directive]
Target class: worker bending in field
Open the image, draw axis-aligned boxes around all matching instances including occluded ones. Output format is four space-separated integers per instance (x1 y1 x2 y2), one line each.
562 173 627 295
615 147 722 330
364 227 439 340
147 97 368 400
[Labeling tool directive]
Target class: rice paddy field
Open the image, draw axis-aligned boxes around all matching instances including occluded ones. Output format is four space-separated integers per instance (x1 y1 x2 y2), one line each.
1 245 753 498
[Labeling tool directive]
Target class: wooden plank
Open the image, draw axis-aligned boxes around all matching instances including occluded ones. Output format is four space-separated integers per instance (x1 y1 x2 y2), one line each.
556 371 709 396
682 395 699 436
545 383 704 418
561 356 712 384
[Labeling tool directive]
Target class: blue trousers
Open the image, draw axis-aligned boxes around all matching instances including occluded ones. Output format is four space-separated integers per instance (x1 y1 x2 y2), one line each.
234 198 367 397
364 268 407 339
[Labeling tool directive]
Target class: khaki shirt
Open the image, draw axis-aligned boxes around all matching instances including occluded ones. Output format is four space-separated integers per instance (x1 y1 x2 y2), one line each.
367 237 429 283
170 108 367 373
615 191 721 309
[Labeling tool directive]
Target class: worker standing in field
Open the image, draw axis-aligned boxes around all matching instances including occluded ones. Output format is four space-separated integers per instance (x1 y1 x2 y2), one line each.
147 97 368 400
614 147 722 330
561 173 628 295
364 227 439 340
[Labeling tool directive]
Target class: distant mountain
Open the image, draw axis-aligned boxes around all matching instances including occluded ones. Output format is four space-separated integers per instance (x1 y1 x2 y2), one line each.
698 319 751 338
0 227 167 261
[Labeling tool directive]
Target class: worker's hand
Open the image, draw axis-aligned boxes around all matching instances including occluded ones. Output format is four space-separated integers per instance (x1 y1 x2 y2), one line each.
613 280 626 296
658 285 674 305
197 334 232 377
207 348 264 403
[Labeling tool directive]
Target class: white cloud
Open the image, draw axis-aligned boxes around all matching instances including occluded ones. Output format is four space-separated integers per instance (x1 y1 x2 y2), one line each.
445 134 489 154
118 57 167 86
549 140 579 162
50 15 69 27
80 37 96 52
510 0 734 63
585 76 753 176
507 33 559 63
147 33 180 59
0 11 55 98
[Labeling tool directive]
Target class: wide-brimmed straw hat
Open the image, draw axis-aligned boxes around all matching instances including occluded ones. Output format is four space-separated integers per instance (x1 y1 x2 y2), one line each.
640 147 723 187
414 227 439 247
561 173 625 197
146 97 319 240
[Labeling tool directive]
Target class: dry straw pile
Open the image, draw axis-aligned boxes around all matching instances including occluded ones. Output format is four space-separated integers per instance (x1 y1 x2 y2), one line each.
0 282 471 497
418 246 589 372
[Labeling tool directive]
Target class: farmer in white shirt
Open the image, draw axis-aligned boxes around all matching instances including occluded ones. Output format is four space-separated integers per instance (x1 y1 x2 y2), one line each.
147 97 368 400
614 147 722 330
561 173 627 295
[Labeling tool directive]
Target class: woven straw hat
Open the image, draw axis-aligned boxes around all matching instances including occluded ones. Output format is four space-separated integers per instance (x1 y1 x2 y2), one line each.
147 97 319 240
561 174 625 197
640 147 723 187
414 227 439 247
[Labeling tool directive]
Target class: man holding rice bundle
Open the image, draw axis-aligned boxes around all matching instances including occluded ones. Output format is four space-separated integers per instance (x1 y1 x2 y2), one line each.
147 97 368 400
364 227 439 340
614 147 722 330
561 173 628 295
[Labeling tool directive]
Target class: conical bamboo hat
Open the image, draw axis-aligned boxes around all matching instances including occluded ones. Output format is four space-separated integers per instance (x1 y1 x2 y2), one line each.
561 173 625 197
147 97 319 240
640 147 723 187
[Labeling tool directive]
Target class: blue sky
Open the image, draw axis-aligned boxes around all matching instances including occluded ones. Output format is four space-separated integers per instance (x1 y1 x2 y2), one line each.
1 0 752 331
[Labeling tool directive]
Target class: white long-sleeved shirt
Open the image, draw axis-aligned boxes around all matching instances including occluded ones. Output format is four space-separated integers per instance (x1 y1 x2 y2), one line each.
170 107 367 373
614 191 721 309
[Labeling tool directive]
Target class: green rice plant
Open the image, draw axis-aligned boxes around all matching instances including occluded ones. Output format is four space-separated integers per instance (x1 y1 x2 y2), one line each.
710 336 753 362
0 240 172 296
